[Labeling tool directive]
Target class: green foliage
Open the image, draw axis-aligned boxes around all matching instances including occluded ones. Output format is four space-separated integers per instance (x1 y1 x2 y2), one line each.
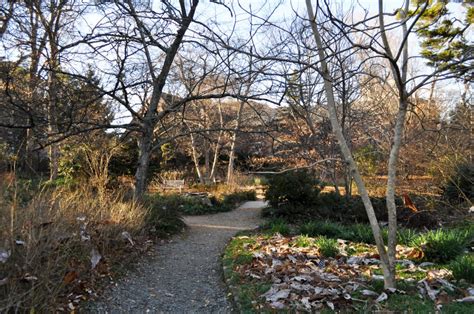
265 170 322 209
414 0 473 78
442 162 474 203
292 235 313 248
160 143 175 168
411 229 471 263
299 220 426 246
144 189 256 216
222 236 271 312
144 196 186 237
299 220 345 239
266 218 291 235
315 236 339 258
449 254 474 283
253 176 269 186
397 228 420 246
222 190 257 206
385 294 435 313
354 144 383 176
348 224 382 244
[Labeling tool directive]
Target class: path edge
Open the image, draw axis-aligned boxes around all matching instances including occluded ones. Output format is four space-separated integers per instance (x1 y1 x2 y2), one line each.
221 236 243 313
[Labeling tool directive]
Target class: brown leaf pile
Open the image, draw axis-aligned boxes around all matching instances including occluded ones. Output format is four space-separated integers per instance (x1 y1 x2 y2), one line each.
232 234 472 311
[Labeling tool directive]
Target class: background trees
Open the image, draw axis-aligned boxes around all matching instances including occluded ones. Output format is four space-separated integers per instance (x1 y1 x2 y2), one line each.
0 1 471 203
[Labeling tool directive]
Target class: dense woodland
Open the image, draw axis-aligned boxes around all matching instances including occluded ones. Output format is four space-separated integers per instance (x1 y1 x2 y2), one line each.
0 0 473 311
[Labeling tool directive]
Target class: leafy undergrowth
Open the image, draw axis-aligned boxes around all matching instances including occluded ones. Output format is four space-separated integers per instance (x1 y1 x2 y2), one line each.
147 189 257 215
223 234 474 312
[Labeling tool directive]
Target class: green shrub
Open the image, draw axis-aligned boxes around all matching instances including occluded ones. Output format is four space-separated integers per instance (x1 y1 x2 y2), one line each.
266 218 291 235
265 170 322 209
397 228 419 246
222 190 257 206
443 162 474 203
144 190 256 216
144 196 186 236
411 229 471 263
315 236 339 258
299 221 345 238
449 254 474 283
345 224 390 244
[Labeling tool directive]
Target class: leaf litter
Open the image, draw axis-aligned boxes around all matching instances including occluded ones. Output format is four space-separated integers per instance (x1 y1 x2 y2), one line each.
231 234 474 311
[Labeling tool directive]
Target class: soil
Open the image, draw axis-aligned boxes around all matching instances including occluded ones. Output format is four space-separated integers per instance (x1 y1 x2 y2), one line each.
87 201 267 313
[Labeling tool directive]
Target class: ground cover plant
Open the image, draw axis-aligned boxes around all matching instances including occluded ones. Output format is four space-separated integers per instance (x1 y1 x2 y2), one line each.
223 233 474 312
147 188 257 216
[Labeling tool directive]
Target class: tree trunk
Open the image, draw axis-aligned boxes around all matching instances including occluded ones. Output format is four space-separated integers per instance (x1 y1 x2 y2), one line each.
47 44 59 181
210 102 224 182
135 128 153 197
305 0 395 288
133 0 199 198
385 97 408 283
189 131 204 184
227 100 245 184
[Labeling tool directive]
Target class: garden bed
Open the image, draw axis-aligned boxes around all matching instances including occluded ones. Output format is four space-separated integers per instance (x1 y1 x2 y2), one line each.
223 231 474 312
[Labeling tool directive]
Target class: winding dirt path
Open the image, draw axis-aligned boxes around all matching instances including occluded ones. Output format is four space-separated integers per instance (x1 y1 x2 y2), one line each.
89 201 266 313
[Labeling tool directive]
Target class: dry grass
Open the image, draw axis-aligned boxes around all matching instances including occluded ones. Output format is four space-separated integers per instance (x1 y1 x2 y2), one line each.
0 184 150 311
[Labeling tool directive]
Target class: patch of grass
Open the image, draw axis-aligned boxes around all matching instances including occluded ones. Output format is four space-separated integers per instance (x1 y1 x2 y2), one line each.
315 236 339 258
299 220 345 238
385 294 435 313
449 254 474 283
291 235 314 248
411 228 471 263
397 228 420 246
223 236 257 267
237 282 272 312
265 218 291 235
223 236 271 312
441 301 474 313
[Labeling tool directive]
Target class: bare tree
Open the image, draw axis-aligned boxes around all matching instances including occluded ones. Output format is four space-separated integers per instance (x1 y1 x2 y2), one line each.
305 0 473 288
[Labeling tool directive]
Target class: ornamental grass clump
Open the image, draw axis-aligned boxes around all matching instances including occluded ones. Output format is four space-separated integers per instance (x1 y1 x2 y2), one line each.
411 229 471 263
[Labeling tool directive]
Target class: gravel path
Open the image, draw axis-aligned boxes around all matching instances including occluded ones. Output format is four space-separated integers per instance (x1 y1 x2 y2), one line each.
89 201 267 313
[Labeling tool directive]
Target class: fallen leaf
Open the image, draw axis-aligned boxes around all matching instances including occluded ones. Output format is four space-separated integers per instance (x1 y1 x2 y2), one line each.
437 278 455 292
326 301 335 310
456 296 474 303
0 248 10 263
421 279 439 301
91 248 102 269
262 286 291 302
121 231 134 246
270 301 286 309
362 289 379 297
375 292 388 303
63 271 78 284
